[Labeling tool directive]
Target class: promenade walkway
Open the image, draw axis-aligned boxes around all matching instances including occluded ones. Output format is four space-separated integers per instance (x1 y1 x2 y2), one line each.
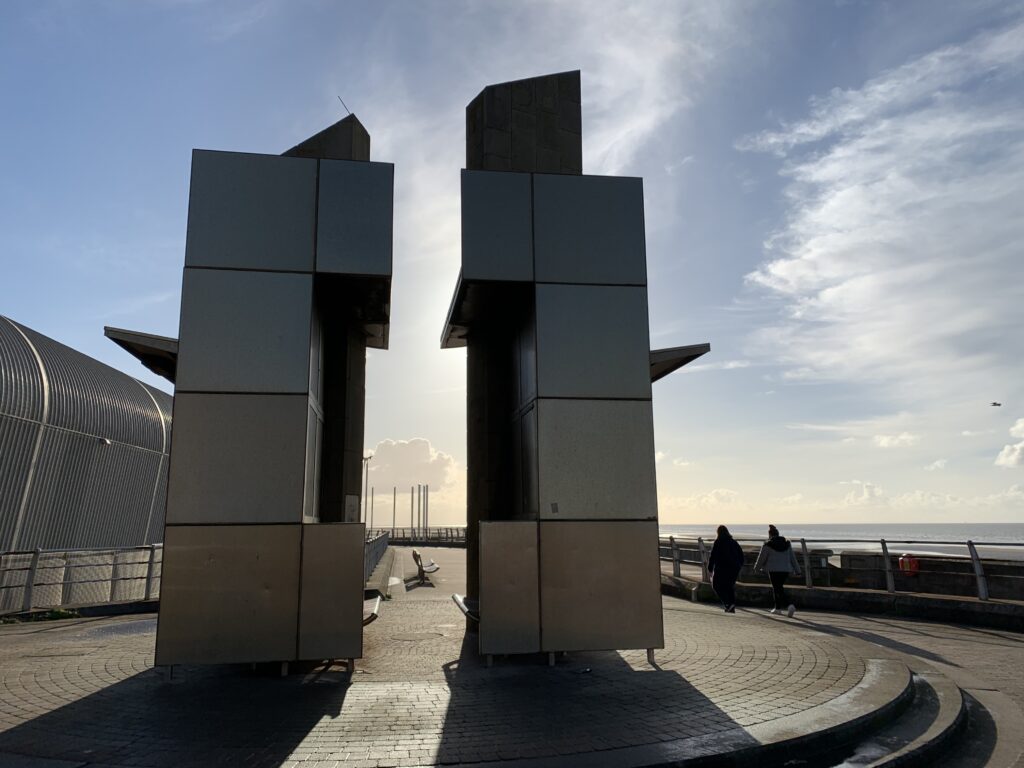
0 546 1020 767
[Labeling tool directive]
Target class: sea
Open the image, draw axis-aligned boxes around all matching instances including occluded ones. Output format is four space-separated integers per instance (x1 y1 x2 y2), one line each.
659 523 1024 560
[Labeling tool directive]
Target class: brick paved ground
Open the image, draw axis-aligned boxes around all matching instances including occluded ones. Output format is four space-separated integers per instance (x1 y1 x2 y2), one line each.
0 546 1018 767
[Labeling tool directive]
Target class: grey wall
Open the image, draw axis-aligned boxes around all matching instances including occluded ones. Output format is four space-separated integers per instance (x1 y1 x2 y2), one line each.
0 316 172 551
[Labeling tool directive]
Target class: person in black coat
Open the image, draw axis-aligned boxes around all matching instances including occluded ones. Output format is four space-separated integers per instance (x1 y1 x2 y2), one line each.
707 525 744 613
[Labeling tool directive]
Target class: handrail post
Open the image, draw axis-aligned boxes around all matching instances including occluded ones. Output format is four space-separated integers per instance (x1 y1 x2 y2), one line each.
880 539 895 593
697 537 710 583
144 544 157 600
22 548 42 613
800 538 812 588
967 540 989 601
669 536 680 577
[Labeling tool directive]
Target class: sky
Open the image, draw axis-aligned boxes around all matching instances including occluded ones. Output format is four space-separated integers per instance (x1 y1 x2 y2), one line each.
1 0 1022 525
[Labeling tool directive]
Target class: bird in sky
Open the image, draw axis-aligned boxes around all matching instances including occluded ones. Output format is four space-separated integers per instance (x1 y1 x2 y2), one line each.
991 402 1002 407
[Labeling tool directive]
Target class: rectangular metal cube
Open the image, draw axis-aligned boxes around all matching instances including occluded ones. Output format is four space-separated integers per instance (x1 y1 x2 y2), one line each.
539 521 663 652
533 174 646 285
534 284 651 399
479 521 540 655
536 399 657 520
316 159 394 276
155 524 301 665
176 268 313 394
185 150 316 272
298 523 365 660
461 170 533 282
166 393 309 525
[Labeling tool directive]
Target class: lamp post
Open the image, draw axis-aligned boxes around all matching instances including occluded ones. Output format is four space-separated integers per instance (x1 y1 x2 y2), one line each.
361 453 373 523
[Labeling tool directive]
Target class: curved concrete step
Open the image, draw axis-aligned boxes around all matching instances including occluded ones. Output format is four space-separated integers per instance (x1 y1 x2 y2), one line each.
508 658 915 767
829 670 966 767
868 671 966 767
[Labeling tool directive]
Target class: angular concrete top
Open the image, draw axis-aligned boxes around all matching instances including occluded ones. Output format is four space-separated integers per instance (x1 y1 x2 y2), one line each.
650 344 711 382
467 70 582 174
104 326 179 383
283 113 370 161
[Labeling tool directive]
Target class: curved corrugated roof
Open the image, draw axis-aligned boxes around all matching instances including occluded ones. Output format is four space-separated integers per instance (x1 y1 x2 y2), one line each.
0 316 174 550
0 318 45 422
3 317 170 452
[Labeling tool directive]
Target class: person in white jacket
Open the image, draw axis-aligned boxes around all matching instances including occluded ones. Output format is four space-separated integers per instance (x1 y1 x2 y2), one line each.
754 524 802 617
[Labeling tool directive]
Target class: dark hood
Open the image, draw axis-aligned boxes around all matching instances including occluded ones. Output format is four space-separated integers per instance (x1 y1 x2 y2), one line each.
766 536 790 552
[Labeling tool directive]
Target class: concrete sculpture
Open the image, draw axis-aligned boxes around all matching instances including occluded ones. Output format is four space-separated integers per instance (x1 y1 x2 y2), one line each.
155 115 392 668
442 71 709 657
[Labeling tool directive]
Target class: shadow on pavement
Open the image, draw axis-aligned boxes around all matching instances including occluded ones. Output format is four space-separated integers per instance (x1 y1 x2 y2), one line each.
0 658 350 767
434 632 753 765
780 613 960 667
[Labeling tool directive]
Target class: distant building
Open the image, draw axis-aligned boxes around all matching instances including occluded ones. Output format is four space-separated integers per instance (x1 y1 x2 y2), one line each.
0 316 172 550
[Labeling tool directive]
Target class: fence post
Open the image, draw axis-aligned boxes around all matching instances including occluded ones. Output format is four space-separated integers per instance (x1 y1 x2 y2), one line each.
144 545 158 600
697 537 710 583
108 550 120 603
800 539 813 588
880 539 895 594
966 540 989 601
22 548 42 613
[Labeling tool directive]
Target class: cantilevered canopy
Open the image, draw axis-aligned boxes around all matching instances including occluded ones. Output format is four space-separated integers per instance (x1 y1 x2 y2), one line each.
104 326 179 384
650 343 710 383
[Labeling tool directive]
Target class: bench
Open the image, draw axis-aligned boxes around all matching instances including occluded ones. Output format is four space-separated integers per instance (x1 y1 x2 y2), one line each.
451 593 480 623
363 595 382 627
412 549 440 584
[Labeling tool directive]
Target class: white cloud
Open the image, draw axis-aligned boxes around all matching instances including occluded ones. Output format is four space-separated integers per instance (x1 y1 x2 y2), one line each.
655 451 667 464
672 458 692 467
842 480 886 506
665 155 695 176
962 429 995 437
995 444 1024 468
924 459 947 471
366 438 457 491
739 18 1024 407
686 359 751 372
995 418 1024 467
873 432 920 448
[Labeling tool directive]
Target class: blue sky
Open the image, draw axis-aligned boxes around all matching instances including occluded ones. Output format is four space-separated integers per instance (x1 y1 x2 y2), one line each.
2 0 1022 524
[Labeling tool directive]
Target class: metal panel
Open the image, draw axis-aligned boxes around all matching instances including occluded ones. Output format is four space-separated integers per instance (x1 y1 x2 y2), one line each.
176 268 313 394
535 284 652 399
184 149 316 272
302 404 323 523
297 523 364 660
536 399 657 521
461 170 533 282
19 429 160 550
166 393 308 525
539 521 663 651
156 524 301 665
533 174 647 285
0 414 37 550
316 160 393 276
479 521 540 655
516 310 537 408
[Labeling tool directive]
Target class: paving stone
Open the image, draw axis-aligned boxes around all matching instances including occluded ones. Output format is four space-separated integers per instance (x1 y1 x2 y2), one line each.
4 550 1019 767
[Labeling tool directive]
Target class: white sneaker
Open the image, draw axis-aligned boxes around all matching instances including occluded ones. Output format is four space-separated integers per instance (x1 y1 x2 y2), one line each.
769 608 778 614
787 604 796 618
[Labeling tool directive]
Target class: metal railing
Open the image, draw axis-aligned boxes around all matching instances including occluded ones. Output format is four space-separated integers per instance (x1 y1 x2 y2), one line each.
382 527 467 546
364 531 389 582
1 531 393 617
0 544 163 615
659 536 1024 603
